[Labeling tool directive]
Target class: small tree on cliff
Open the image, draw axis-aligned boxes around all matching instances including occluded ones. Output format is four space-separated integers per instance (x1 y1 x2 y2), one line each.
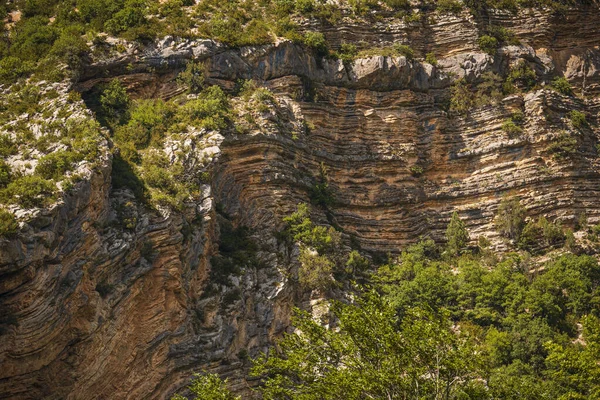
496 196 526 241
446 211 470 256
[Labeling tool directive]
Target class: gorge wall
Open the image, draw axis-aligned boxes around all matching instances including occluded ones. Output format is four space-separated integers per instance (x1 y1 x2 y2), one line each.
1 2 600 399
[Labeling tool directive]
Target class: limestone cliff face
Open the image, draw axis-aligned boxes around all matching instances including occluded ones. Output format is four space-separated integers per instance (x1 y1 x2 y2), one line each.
2 3 600 399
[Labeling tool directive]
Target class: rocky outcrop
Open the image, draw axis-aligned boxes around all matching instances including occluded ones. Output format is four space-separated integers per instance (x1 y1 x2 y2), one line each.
2 3 600 399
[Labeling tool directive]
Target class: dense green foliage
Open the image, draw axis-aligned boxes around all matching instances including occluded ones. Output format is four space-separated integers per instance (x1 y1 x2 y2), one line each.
171 189 600 399
253 292 484 399
178 244 600 399
281 203 345 290
0 0 580 87
95 78 231 209
247 244 600 399
171 373 240 400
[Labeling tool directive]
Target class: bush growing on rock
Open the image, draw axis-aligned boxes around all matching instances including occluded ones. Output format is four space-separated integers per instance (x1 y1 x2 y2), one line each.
0 160 12 188
100 79 130 126
303 31 328 56
547 132 578 159
383 0 410 10
425 52 438 65
496 196 526 241
409 165 424 176
298 247 335 290
478 35 498 55
552 76 572 95
2 175 56 208
519 216 565 253
0 209 18 238
104 0 148 35
436 0 464 14
502 119 523 137
450 79 473 113
0 135 17 157
177 61 206 94
568 110 588 130
504 61 537 93
282 203 341 254
179 85 231 130
35 150 80 180
336 43 358 63
0 57 35 84
345 250 370 275
446 211 470 256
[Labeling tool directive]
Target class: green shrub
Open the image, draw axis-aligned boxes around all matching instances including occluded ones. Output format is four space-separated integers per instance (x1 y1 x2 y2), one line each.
49 28 89 71
3 175 56 208
303 31 328 56
551 77 572 95
273 17 302 42
0 135 17 157
0 209 18 238
0 56 35 84
345 250 370 275
511 111 525 124
547 132 577 159
446 211 470 256
9 16 58 62
436 0 464 14
519 217 565 253
114 123 150 154
502 120 523 137
539 217 565 246
298 247 335 290
296 0 316 13
409 165 424 176
177 61 206 94
100 79 130 125
337 43 358 63
282 203 341 255
35 150 80 180
450 79 473 113
104 0 148 35
0 159 12 188
348 0 379 15
179 85 230 130
568 110 587 130
504 61 537 93
171 372 240 400
518 220 543 252
383 0 410 10
253 88 275 103
309 163 334 208
115 99 172 151
488 25 519 45
425 52 438 66
496 196 526 240
393 43 414 60
478 35 498 55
